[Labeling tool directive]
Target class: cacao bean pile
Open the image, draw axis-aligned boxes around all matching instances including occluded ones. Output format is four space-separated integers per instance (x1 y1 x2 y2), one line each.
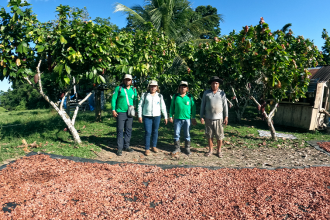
317 142 330 153
0 154 329 219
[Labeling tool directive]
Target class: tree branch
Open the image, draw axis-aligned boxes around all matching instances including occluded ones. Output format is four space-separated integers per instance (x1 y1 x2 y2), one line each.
60 92 68 111
269 103 279 119
72 91 93 125
231 86 239 106
24 77 33 86
226 98 233 108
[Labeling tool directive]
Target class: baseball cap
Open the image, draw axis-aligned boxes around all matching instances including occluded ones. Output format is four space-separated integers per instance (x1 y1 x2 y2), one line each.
124 74 132 80
179 81 188 86
149 80 158 86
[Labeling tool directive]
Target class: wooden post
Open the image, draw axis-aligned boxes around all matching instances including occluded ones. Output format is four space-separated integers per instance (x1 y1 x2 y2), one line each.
95 89 102 122
310 83 325 130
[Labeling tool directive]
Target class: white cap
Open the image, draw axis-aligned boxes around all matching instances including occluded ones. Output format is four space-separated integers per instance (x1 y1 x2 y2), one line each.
179 81 188 86
149 80 158 86
124 74 132 80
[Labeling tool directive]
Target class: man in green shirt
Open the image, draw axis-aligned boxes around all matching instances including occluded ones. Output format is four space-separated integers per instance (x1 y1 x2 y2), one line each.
169 81 197 155
111 74 138 156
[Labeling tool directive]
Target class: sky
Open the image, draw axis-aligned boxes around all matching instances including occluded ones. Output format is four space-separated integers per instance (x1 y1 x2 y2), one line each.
0 0 329 92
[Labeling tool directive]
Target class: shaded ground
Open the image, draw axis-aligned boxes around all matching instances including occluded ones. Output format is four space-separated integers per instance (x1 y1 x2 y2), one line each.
94 141 330 168
1 154 329 219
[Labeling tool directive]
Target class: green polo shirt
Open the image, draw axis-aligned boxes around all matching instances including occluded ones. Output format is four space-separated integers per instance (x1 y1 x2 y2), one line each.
111 86 138 113
169 93 196 119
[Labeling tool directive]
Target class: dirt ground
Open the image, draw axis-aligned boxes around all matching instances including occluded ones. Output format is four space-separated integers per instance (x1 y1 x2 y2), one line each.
94 142 330 168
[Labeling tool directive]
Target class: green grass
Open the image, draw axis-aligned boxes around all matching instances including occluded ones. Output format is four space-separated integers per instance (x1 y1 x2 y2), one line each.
0 107 328 164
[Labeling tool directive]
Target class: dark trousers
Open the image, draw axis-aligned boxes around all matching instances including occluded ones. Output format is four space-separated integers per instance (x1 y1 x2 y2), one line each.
116 112 133 150
143 116 161 150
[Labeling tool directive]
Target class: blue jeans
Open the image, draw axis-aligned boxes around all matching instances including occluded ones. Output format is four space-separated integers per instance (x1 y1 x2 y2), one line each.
143 116 161 150
174 119 191 142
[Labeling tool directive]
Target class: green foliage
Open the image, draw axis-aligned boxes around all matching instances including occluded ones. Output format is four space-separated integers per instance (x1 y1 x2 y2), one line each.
183 18 322 104
108 28 177 92
193 5 221 39
116 0 223 45
322 29 330 65
0 83 49 111
93 17 120 32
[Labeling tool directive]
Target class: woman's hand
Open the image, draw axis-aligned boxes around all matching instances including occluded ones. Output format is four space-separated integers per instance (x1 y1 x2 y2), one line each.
138 117 143 123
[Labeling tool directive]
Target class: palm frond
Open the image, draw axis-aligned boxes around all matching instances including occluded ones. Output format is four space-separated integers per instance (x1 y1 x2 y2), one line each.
114 3 147 25
281 23 292 33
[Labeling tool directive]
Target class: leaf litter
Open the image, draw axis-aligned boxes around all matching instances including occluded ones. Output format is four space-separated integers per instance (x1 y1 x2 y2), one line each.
0 154 330 219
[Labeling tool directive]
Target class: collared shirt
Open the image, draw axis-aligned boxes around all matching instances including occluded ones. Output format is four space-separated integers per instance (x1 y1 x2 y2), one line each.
200 89 228 120
169 93 196 119
111 86 138 113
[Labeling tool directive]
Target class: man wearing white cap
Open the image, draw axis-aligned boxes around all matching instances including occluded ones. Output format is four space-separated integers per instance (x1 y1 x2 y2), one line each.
169 81 196 155
111 74 138 156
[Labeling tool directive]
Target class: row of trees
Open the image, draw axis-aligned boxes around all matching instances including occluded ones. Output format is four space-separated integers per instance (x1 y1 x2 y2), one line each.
0 0 326 143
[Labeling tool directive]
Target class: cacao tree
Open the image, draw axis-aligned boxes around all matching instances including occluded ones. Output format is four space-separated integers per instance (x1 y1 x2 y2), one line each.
0 1 113 144
234 18 322 140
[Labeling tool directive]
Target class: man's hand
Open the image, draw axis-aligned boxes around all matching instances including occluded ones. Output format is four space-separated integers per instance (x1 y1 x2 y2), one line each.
223 117 228 126
164 119 168 125
192 118 197 126
112 110 118 118
138 117 143 123
169 118 173 123
200 118 205 124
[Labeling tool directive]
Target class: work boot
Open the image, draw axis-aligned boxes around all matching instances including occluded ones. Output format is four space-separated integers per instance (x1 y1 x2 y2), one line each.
172 140 181 154
185 140 191 156
145 150 151 156
151 147 159 153
117 150 123 156
123 147 134 152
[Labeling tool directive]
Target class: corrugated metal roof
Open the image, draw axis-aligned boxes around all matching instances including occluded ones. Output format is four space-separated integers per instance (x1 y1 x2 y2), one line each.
310 66 330 83
308 68 321 79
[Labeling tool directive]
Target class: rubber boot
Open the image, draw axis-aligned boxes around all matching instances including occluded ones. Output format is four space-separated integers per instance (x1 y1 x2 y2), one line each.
185 140 191 156
172 140 181 154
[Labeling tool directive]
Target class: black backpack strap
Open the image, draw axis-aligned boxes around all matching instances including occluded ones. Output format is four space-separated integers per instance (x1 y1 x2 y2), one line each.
116 85 123 108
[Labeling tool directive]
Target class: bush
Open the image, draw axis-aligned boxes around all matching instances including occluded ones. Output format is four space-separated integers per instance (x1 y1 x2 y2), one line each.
104 103 112 111
0 107 7 112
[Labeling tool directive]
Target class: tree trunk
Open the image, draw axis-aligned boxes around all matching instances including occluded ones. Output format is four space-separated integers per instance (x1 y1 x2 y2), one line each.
267 117 277 140
23 60 87 145
95 89 102 122
250 96 279 140
58 110 82 144
235 109 241 123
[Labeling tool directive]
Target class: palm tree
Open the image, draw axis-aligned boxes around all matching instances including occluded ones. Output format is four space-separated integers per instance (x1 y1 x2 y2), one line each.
114 0 223 45
281 23 292 33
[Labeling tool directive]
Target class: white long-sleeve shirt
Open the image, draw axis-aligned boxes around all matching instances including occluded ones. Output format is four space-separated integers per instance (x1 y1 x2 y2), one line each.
138 92 168 119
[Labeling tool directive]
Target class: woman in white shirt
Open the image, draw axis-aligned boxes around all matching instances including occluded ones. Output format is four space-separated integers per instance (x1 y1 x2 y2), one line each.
138 80 168 156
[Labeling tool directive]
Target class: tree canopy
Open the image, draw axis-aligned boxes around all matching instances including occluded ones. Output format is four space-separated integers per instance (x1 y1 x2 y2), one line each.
115 0 223 45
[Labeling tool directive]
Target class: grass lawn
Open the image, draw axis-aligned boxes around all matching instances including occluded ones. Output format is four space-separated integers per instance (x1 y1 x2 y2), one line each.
0 106 329 164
